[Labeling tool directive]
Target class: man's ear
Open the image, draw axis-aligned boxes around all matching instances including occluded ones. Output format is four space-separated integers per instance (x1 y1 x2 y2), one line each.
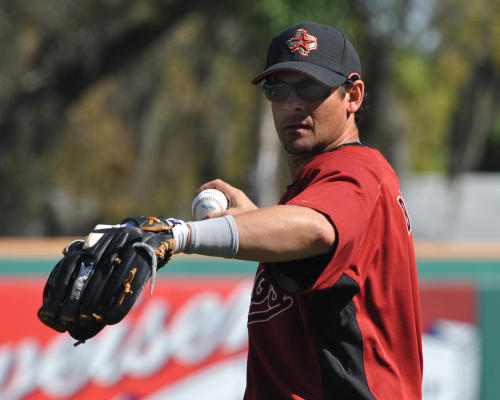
346 79 364 113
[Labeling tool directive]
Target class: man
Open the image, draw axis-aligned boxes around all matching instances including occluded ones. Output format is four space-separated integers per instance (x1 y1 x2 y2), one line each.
40 21 422 399
187 21 423 399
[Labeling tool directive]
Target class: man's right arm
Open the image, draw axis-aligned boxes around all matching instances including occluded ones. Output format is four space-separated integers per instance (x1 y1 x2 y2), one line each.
188 179 336 263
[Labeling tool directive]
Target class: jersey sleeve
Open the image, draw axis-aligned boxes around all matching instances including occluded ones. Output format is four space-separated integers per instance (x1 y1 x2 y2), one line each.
265 153 382 294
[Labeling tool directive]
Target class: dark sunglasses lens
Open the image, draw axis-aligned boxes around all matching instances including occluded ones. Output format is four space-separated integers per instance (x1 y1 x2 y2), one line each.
263 82 290 102
263 80 331 102
296 81 332 101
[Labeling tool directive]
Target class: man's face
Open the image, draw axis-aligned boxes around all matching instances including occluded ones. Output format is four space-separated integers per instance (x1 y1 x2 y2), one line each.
269 71 350 157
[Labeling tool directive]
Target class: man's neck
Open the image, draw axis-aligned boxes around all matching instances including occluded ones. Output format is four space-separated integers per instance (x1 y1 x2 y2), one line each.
288 154 314 181
287 133 361 181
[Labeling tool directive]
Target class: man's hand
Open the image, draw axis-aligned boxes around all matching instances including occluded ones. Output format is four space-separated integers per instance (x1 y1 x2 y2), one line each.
196 179 258 218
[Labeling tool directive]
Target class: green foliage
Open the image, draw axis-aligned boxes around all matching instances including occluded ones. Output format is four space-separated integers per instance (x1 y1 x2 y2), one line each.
46 80 138 223
250 0 350 32
0 0 499 234
394 53 448 170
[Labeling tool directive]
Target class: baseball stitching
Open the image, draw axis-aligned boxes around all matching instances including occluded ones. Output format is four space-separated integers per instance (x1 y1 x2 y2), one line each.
193 196 226 220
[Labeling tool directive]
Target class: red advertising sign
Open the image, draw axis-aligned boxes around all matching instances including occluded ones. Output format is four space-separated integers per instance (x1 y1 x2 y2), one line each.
0 273 482 400
0 277 254 400
420 282 477 329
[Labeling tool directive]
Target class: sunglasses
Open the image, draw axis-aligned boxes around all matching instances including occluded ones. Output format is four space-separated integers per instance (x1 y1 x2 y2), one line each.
262 78 333 102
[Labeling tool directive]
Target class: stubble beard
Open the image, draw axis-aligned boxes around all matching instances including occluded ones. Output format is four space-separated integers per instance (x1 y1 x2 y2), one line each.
281 136 325 157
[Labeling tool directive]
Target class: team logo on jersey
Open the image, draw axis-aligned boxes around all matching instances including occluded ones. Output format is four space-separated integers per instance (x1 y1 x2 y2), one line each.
287 28 318 56
397 195 412 235
248 269 293 325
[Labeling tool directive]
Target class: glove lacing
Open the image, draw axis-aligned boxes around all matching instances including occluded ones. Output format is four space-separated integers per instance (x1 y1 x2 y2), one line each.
132 242 159 295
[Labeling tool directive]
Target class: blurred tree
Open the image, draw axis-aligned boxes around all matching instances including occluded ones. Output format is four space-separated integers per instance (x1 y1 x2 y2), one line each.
389 0 500 174
0 0 498 235
433 0 500 177
478 121 500 171
0 0 240 234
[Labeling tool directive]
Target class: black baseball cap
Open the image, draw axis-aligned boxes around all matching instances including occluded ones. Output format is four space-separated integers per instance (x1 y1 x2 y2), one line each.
251 21 361 88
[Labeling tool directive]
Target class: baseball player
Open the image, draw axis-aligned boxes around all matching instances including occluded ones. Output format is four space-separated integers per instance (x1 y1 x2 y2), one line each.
39 22 422 399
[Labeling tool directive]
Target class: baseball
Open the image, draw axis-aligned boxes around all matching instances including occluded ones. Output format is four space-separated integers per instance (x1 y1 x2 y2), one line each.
192 189 229 221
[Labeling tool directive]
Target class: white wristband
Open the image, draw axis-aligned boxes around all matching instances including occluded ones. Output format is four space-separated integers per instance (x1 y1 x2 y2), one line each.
168 219 191 253
186 215 239 258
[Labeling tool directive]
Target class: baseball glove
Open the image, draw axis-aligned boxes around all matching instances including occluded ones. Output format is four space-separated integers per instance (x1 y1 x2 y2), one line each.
37 216 178 345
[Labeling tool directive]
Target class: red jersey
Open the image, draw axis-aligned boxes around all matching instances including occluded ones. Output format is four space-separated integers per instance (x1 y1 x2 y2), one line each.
245 145 422 400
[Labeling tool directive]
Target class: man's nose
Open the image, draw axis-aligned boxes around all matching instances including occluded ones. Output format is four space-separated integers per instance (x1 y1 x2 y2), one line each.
283 89 306 112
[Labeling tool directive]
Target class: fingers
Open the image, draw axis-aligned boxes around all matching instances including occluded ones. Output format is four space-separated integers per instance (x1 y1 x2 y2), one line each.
203 204 257 220
204 210 230 219
196 179 235 196
196 179 258 216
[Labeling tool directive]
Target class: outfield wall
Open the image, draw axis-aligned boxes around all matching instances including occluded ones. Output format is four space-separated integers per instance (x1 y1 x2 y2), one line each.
0 239 499 400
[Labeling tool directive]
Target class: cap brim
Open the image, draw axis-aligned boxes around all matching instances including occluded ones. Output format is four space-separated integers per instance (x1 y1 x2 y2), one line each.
251 61 348 87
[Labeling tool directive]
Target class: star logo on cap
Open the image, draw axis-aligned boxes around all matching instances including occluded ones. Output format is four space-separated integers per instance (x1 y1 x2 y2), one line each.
287 28 318 56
